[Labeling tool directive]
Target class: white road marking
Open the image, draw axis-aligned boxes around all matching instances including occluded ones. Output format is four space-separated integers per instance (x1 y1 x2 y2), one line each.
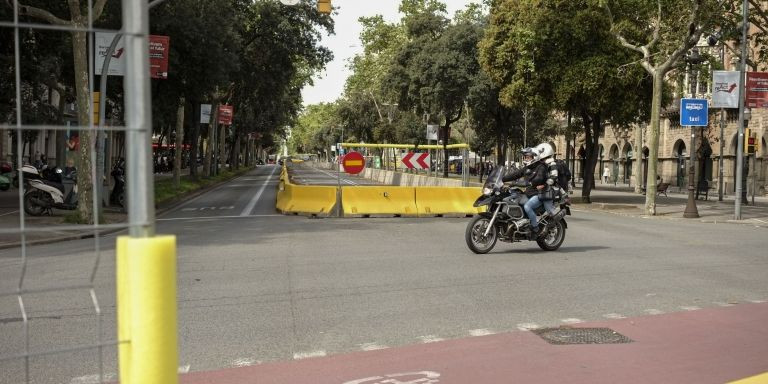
469 328 494 337
749 299 766 303
178 365 191 373
314 167 359 185
241 166 278 216
644 309 664 315
360 342 387 351
419 335 444 343
70 374 116 384
0 210 19 217
231 357 257 367
680 306 701 311
158 214 283 221
561 318 583 324
603 313 627 319
516 323 541 331
343 371 441 384
293 350 326 360
713 301 735 307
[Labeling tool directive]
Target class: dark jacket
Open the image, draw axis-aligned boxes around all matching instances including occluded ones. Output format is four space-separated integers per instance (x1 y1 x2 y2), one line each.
502 162 548 197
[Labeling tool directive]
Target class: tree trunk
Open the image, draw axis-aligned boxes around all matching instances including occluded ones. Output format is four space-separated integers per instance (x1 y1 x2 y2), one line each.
189 104 200 180
232 130 241 170
633 122 644 194
218 123 226 172
72 29 94 224
580 111 602 204
173 96 185 188
644 72 664 215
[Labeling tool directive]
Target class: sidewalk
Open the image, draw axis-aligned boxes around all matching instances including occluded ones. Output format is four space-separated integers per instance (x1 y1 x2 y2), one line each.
568 181 768 227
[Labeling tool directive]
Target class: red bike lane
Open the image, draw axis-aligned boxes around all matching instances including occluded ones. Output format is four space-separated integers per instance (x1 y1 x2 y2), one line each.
182 302 768 384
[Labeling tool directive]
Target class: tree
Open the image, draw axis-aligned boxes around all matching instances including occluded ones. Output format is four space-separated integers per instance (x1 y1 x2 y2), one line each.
10 0 109 224
386 0 484 177
603 0 727 214
480 0 654 202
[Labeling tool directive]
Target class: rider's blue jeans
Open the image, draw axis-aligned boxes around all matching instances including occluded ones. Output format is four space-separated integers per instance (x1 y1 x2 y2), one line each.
524 194 555 230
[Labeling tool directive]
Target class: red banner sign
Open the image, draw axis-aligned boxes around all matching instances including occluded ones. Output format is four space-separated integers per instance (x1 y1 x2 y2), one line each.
746 72 768 109
218 105 234 125
149 35 170 79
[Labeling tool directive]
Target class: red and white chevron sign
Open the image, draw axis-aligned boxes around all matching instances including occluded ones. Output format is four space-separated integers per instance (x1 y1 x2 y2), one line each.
401 152 430 169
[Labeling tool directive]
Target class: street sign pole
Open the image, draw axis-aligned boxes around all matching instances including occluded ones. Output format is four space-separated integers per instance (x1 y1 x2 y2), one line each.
679 98 708 219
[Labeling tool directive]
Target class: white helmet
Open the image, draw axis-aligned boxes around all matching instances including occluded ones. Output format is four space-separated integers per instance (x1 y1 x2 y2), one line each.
532 143 554 163
520 147 536 166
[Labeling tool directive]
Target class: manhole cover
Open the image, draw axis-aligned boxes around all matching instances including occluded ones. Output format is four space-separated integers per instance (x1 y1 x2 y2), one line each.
533 327 633 345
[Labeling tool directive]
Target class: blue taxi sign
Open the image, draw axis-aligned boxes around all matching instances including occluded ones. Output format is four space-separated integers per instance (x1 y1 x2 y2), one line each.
680 98 708 126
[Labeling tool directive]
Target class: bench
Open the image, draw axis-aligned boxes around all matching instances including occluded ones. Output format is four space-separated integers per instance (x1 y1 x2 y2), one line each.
696 180 709 201
644 182 670 197
656 182 670 197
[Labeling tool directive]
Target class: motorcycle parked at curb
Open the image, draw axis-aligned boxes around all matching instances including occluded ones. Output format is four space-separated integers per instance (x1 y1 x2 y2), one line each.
465 166 571 254
23 168 78 216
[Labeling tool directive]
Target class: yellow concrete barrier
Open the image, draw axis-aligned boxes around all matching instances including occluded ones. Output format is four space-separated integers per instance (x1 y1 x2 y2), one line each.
117 235 178 384
342 186 417 216
277 181 337 215
415 187 483 216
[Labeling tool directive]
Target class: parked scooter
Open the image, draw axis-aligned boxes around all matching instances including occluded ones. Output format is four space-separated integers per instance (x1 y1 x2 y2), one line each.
23 168 78 216
110 158 125 208
0 163 12 191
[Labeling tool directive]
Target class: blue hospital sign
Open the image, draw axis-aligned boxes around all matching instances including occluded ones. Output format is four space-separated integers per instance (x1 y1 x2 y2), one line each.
680 98 708 126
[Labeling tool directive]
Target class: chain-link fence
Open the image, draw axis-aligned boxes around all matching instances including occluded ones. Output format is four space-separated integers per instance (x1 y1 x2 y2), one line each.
0 0 169 383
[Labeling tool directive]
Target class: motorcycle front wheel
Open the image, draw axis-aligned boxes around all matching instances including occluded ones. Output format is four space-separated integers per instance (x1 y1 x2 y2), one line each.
537 220 566 251
465 215 498 254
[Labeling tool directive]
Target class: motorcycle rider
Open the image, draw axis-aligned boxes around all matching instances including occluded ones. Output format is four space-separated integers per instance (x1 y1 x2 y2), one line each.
502 144 557 238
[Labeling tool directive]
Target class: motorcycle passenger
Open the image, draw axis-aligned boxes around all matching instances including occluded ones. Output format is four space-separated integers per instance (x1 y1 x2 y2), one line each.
501 147 552 237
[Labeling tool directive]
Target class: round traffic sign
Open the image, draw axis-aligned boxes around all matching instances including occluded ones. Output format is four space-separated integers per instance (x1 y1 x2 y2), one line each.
342 151 365 174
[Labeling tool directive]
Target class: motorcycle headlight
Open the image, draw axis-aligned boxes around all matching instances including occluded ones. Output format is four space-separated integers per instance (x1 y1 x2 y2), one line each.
483 187 493 196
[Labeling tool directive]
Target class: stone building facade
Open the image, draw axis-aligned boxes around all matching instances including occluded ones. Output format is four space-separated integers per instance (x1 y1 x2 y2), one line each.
550 108 767 196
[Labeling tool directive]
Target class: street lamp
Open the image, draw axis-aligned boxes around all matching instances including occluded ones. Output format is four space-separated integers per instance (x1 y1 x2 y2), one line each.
683 48 704 219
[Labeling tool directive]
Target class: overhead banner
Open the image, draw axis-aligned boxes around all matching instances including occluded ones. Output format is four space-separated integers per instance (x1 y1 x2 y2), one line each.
711 71 739 108
149 35 170 79
746 72 768 109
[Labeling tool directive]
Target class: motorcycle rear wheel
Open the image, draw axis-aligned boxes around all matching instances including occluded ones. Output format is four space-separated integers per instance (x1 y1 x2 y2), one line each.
536 220 566 251
23 190 50 216
465 215 498 254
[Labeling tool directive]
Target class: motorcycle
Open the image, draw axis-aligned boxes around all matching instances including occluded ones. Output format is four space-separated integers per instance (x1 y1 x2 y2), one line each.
465 166 571 254
0 163 12 190
110 158 125 208
23 167 78 216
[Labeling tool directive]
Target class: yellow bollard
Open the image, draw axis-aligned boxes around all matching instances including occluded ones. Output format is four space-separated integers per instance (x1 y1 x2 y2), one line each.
117 235 178 384
116 237 131 384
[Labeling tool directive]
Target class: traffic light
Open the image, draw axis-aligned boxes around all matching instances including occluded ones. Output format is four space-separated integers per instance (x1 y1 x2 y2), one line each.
745 128 757 155
317 0 331 14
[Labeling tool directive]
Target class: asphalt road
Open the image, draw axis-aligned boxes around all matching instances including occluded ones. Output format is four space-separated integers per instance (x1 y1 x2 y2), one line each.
0 164 766 383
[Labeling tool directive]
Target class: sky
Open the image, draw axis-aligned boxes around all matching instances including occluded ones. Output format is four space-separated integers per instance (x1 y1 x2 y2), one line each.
300 0 477 106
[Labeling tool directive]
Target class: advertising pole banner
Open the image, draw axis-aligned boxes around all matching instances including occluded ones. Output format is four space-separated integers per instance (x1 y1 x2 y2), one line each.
711 71 740 108
218 105 234 125
746 72 768 109
200 104 212 124
149 35 170 79
426 124 439 140
95 32 126 76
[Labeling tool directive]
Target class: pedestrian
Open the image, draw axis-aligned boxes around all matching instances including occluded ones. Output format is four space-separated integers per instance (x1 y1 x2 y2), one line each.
603 165 610 184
